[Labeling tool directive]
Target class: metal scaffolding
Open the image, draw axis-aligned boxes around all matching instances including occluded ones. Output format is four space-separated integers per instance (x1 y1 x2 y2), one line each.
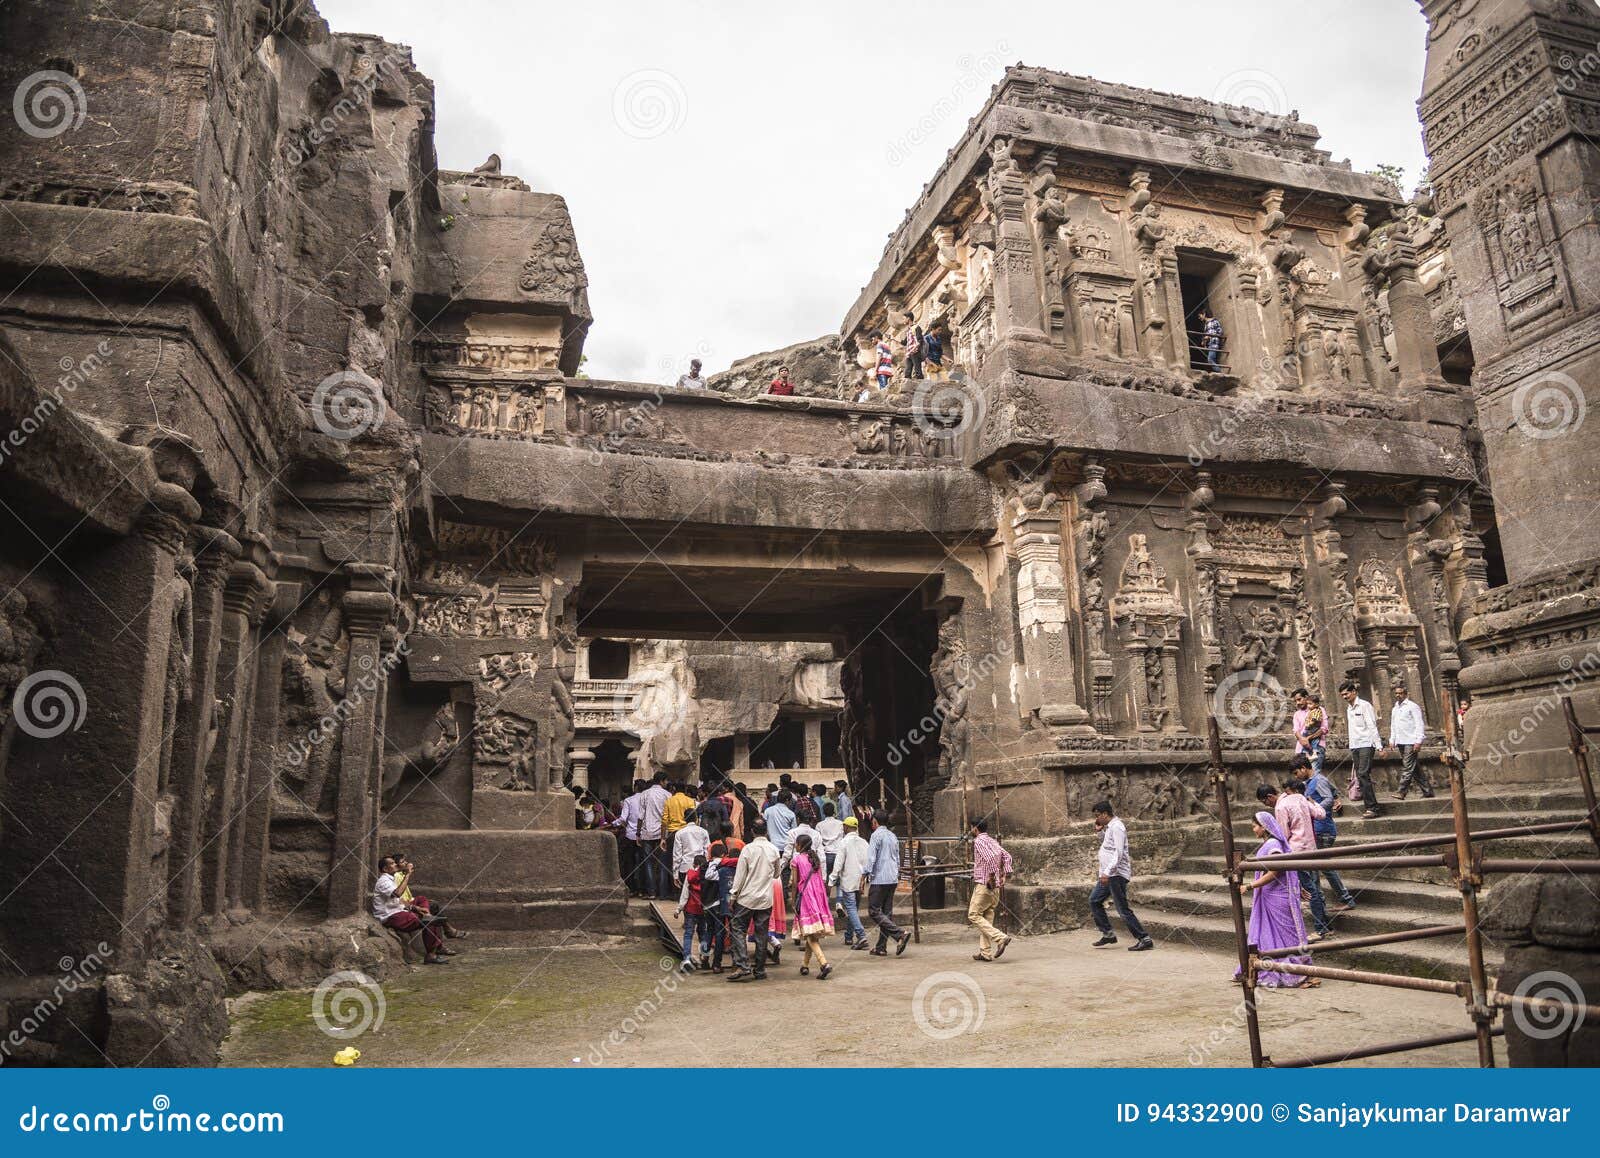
1209 694 1600 1068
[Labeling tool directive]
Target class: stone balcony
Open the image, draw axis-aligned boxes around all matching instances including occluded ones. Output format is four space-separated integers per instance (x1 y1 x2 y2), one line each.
571 676 648 733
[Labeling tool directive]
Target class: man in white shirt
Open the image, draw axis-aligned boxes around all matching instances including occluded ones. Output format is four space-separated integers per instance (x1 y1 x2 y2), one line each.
1340 680 1384 818
727 819 782 981
1090 802 1152 951
639 774 671 898
1385 683 1433 800
815 802 844 874
675 358 708 390
373 855 446 964
671 813 710 884
828 815 871 949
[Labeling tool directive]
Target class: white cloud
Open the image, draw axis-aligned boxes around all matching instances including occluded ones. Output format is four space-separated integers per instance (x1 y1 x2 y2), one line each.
317 0 1430 382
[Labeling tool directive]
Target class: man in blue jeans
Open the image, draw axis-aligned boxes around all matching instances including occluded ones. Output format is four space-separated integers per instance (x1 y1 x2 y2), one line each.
1090 801 1153 951
828 815 870 948
1300 757 1359 925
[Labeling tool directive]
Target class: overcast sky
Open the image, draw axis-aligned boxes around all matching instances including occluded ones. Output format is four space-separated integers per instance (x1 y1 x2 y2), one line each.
317 0 1432 382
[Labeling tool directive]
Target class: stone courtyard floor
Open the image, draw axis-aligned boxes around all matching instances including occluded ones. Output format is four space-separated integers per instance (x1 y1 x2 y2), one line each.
222 923 1483 1068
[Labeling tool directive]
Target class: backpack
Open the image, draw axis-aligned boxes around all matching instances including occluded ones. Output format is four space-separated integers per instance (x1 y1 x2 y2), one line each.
698 863 721 912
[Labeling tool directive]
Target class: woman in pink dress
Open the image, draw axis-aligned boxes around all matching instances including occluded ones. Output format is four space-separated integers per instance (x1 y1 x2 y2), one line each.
791 833 835 979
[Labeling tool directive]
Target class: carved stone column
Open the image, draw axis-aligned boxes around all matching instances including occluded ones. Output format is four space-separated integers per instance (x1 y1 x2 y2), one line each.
1364 225 1448 394
165 525 238 928
240 576 297 912
1184 471 1223 693
986 138 1048 343
1011 484 1094 735
733 734 750 771
1406 486 1461 698
803 717 824 768
569 743 595 792
1073 460 1115 730
327 564 396 919
0 483 198 971
1310 483 1365 681
201 554 273 917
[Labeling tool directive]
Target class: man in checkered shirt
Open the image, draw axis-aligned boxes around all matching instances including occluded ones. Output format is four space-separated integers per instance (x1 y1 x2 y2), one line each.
968 818 1014 962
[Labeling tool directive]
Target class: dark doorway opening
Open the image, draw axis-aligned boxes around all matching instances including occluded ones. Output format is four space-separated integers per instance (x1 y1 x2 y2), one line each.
589 736 635 809
1177 251 1232 373
587 638 631 680
1480 525 1509 590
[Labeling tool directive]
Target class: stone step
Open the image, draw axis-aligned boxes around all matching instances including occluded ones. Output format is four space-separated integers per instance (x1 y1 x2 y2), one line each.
1127 904 1490 981
1155 870 1464 917
1138 881 1459 940
1223 807 1591 841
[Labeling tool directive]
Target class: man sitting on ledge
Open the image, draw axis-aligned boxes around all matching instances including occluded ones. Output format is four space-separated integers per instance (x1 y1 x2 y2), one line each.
374 855 450 965
392 851 467 942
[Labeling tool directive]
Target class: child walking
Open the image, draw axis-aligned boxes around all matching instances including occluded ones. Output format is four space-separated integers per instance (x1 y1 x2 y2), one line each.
790 833 836 979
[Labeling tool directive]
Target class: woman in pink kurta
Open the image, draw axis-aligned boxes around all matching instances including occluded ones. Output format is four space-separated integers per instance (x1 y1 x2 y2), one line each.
791 833 835 979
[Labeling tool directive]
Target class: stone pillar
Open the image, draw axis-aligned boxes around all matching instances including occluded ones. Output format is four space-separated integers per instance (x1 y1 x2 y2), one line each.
1012 493 1094 735
201 555 272 917
1073 461 1115 731
165 525 238 928
224 536 277 913
0 484 197 971
569 744 595 791
987 138 1049 343
1310 483 1366 682
1364 227 1447 393
1419 0 1600 779
1406 487 1462 699
327 564 395 919
733 734 750 771
803 717 823 769
1185 472 1223 693
238 574 295 913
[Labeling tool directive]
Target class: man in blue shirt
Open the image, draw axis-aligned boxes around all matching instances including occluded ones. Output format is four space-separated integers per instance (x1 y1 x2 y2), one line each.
865 810 911 955
834 780 853 824
1297 756 1357 927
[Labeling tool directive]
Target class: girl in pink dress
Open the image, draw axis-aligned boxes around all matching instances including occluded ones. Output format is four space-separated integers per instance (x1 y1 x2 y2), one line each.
791 833 835 979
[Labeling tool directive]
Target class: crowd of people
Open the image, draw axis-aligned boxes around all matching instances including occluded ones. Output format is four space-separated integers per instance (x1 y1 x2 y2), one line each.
603 772 924 981
370 679 1447 985
1226 679 1444 987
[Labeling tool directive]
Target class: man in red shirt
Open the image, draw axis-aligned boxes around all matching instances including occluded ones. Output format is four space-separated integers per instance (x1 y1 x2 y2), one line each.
768 367 794 395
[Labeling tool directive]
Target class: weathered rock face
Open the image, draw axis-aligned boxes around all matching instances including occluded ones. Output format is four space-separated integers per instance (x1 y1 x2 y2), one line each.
6 0 1592 1070
1482 876 1600 1067
709 335 852 399
1416 0 1600 786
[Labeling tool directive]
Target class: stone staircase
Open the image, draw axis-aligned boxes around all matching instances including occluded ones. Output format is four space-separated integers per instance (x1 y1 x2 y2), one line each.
1135 787 1596 979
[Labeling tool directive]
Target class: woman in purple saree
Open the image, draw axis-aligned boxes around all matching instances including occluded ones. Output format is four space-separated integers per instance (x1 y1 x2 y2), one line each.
1235 810 1317 988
